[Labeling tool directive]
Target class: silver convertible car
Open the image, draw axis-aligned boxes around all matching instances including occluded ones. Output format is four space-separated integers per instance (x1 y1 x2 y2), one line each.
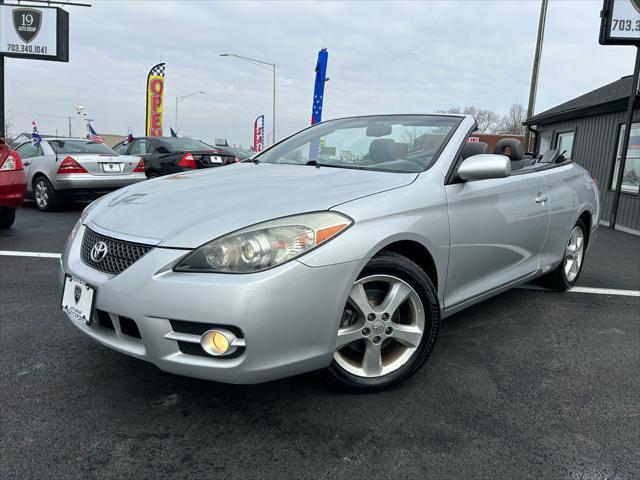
14 138 146 211
60 114 599 391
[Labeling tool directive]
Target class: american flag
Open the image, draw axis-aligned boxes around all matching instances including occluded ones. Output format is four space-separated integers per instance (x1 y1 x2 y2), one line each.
88 125 104 143
124 126 134 145
31 121 42 146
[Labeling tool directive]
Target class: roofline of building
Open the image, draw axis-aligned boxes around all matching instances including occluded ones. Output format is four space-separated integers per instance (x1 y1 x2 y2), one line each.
522 98 640 125
523 97 637 126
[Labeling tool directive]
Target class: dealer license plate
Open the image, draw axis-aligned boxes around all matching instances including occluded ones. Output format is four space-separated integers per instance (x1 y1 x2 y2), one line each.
101 162 123 173
61 276 96 325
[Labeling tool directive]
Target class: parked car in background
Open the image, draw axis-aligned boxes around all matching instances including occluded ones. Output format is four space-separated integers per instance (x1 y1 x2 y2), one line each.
13 138 146 211
0 139 27 228
211 146 254 162
60 114 599 391
112 137 236 178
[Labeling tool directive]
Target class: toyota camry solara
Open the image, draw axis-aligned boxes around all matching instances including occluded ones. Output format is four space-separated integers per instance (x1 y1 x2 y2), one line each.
60 114 599 391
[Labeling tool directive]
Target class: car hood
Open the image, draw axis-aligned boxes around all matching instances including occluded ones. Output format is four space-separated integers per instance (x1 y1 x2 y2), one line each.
85 162 417 248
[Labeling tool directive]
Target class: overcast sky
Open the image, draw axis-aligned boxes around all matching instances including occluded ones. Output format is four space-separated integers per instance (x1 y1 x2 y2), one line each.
4 0 636 147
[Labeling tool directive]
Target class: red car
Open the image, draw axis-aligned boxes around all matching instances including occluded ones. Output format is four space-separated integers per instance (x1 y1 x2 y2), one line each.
0 138 27 229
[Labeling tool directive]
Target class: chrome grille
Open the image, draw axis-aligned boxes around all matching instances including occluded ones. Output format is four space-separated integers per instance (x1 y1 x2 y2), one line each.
80 228 153 275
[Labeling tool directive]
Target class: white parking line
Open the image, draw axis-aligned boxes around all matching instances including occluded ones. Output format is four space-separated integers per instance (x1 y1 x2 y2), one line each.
519 284 640 297
568 286 640 297
1 250 639 298
0 250 62 259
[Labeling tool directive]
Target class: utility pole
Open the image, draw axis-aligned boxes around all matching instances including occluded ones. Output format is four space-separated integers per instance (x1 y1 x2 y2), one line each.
68 116 72 137
525 0 548 151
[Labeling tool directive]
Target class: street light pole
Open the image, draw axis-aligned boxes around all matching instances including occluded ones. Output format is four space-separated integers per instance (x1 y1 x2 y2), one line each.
175 91 205 134
220 53 277 145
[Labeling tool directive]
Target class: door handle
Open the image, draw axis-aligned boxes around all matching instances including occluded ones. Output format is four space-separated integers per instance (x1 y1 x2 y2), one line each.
535 193 548 204
22 161 31 166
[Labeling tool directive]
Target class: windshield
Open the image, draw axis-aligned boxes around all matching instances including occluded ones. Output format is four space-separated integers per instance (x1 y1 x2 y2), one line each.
256 115 461 173
161 138 212 152
49 140 116 155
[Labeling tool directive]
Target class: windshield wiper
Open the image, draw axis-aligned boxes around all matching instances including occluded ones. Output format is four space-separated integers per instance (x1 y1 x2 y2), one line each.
306 160 321 168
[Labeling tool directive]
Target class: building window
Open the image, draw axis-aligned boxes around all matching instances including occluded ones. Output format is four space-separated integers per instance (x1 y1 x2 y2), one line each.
611 123 640 195
539 131 552 154
556 131 574 160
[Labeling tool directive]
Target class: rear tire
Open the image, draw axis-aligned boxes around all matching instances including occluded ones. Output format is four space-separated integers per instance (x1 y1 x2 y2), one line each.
541 219 587 291
0 207 16 229
33 176 60 212
323 250 440 392
147 171 160 179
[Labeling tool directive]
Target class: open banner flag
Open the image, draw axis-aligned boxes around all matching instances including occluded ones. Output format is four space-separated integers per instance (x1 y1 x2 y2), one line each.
145 63 165 136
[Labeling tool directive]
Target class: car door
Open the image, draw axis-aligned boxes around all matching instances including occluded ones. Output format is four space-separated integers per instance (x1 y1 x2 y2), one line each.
444 169 550 309
15 142 45 194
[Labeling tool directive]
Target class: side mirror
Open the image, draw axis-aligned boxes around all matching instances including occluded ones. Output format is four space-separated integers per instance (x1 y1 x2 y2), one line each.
457 154 511 181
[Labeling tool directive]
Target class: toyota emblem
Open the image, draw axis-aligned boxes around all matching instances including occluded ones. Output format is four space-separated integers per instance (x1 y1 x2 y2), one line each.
90 241 108 263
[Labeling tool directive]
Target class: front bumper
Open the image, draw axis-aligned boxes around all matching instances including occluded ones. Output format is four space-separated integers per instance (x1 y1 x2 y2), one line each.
60 224 363 383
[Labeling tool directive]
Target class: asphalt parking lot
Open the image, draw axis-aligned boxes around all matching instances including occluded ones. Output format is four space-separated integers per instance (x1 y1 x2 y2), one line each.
1 203 639 480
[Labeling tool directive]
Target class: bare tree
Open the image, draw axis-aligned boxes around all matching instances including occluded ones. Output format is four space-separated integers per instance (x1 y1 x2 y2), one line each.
499 103 526 135
437 106 500 133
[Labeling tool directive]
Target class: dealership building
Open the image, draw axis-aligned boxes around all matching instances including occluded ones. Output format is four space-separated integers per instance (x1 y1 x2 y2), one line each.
525 75 640 234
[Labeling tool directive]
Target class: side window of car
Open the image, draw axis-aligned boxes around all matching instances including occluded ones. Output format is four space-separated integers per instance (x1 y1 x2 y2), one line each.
112 142 128 154
130 140 149 155
16 143 40 159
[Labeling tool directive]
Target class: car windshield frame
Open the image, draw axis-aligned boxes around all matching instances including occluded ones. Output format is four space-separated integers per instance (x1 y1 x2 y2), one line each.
160 138 213 152
254 115 463 174
48 140 117 155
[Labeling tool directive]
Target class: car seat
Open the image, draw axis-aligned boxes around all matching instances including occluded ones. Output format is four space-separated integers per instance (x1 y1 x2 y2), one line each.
493 138 534 171
368 139 397 164
461 141 489 159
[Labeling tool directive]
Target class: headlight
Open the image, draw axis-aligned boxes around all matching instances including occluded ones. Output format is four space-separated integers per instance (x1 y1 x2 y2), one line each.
174 212 352 273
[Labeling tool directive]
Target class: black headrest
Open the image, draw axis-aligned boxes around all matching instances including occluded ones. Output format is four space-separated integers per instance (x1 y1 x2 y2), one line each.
461 141 489 159
369 139 396 164
493 138 523 161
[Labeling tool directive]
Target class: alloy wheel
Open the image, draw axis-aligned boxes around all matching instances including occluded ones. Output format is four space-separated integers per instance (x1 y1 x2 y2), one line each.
35 180 49 210
334 275 425 378
564 226 584 282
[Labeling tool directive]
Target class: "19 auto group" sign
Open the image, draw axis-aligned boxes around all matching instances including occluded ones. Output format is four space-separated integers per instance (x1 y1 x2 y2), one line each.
0 4 69 62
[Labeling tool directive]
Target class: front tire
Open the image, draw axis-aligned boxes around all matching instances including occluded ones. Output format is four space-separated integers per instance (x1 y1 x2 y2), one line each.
324 250 440 392
33 176 60 212
0 207 16 229
541 219 587 290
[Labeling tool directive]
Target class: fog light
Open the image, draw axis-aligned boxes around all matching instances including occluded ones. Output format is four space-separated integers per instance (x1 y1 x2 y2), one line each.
200 329 237 356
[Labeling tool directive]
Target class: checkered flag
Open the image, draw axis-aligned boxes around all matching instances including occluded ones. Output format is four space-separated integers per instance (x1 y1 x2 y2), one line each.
149 63 165 77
